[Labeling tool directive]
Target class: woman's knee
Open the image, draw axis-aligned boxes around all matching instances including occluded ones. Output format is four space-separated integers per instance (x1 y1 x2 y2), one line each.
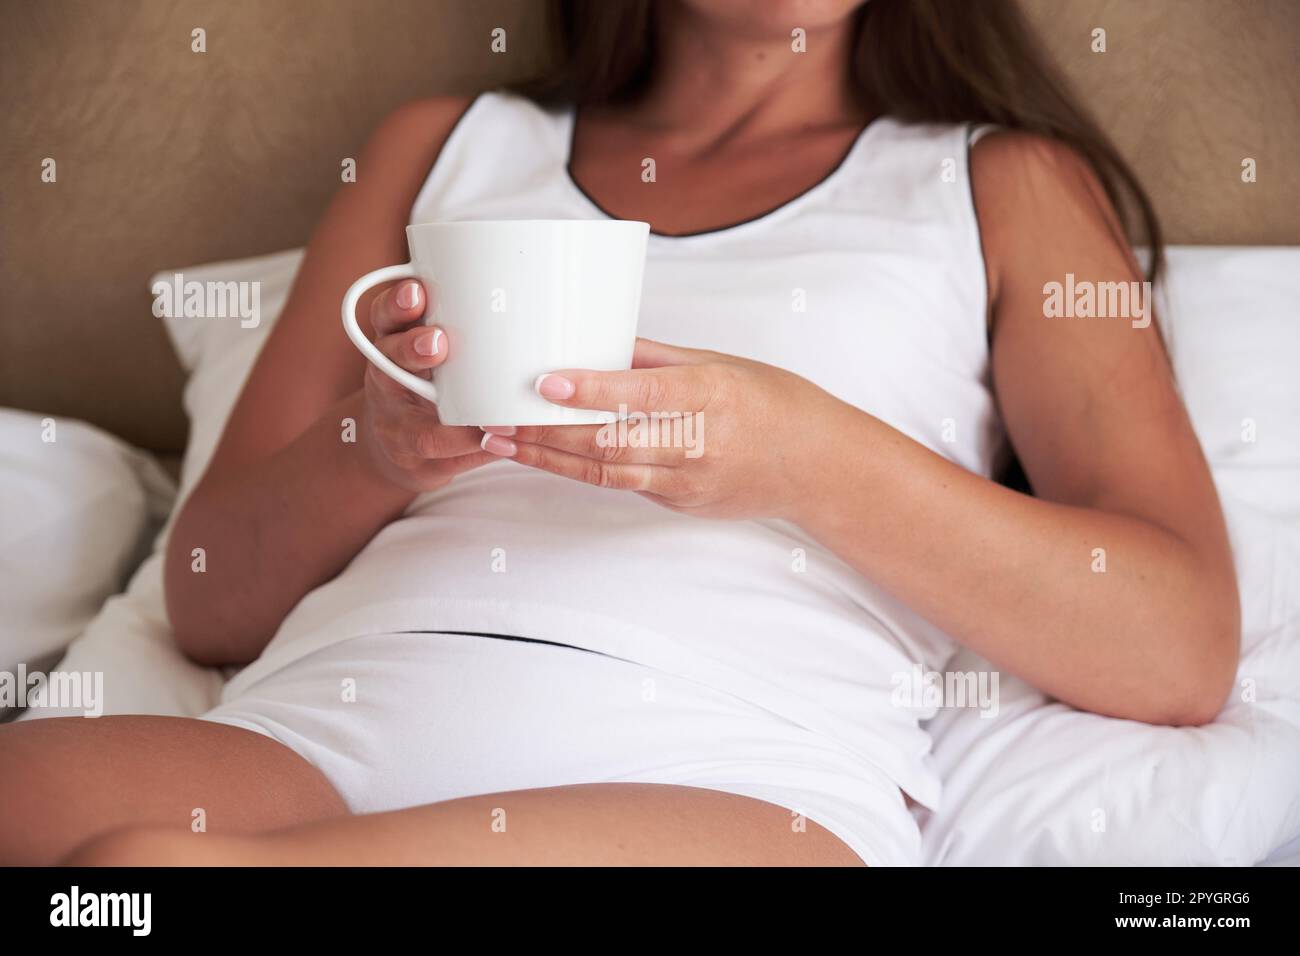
0 715 347 864
61 825 262 866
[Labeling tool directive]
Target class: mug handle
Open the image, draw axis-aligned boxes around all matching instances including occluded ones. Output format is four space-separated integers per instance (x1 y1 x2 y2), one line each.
341 263 439 403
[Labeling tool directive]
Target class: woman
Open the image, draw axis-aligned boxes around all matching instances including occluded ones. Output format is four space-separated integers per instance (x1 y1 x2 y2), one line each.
2 0 1237 866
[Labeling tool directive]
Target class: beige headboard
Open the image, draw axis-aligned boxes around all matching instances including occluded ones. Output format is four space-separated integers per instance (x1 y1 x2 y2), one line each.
2 0 1297 452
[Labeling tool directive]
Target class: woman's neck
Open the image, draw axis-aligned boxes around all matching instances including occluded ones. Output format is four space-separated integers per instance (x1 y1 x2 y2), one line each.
630 4 867 143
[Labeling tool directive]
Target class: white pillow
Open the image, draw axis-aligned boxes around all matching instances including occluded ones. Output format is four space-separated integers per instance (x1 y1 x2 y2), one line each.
17 250 301 722
154 249 304 498
1162 247 1300 515
0 409 174 700
922 247 1300 865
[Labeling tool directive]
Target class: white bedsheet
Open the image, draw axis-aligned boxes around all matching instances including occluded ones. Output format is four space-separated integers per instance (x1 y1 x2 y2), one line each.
0 408 173 717
17 552 225 720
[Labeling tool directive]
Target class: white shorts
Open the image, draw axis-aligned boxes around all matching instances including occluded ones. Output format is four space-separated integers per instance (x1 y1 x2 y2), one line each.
201 631 922 865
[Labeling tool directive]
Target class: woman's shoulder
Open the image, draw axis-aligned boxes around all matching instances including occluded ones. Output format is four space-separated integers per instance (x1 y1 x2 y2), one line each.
970 129 1105 201
367 95 478 155
365 91 557 159
336 96 480 217
969 129 1117 234
969 129 1131 305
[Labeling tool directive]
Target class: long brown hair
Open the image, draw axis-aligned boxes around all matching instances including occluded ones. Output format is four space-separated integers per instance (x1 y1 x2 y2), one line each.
519 0 1163 280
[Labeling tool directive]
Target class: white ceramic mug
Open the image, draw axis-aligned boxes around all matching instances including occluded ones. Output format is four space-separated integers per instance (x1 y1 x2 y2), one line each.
342 219 649 425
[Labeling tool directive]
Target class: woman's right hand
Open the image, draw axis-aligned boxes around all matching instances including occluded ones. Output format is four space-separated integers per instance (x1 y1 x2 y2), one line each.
361 279 496 492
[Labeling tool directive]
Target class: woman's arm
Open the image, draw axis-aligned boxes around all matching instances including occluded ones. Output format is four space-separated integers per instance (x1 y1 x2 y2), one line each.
794 132 1238 725
501 132 1238 726
165 97 490 665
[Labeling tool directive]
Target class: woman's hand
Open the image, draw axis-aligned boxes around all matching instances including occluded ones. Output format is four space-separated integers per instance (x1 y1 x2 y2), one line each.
479 338 844 520
362 279 495 492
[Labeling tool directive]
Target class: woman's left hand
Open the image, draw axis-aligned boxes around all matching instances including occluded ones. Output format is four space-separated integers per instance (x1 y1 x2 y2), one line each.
478 338 844 520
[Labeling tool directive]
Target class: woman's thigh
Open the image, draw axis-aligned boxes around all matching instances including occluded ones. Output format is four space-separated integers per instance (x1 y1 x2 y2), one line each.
71 782 864 866
0 715 346 864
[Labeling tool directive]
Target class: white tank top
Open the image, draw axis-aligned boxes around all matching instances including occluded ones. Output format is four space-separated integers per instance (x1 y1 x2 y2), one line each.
225 92 1003 809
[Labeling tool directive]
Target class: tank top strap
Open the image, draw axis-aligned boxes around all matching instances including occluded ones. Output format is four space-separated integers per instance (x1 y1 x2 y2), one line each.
410 91 574 226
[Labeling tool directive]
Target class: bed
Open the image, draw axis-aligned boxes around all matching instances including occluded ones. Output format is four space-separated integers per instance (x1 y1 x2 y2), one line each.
2 0 1297 865
6 242 1298 865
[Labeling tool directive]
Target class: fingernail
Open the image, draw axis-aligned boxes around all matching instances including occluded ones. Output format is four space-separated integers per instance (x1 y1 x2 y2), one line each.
414 328 442 356
481 433 517 456
534 374 575 400
480 425 516 436
395 281 421 310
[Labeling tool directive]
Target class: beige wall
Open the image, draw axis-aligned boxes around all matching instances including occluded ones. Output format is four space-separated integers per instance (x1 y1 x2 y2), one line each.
1 0 1296 451
0 0 550 449
1021 0 1300 246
